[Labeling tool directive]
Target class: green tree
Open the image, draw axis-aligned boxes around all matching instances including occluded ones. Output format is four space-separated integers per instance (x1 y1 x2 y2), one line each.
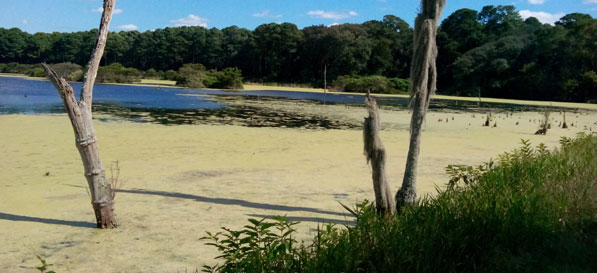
477 5 523 38
0 28 28 63
253 22 302 81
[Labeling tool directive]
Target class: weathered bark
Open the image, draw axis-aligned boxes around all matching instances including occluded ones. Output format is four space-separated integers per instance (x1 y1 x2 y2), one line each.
324 64 327 93
363 94 395 215
42 0 117 228
396 0 446 212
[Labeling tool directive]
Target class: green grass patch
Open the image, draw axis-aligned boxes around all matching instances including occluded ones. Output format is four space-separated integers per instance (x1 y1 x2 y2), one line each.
203 134 597 273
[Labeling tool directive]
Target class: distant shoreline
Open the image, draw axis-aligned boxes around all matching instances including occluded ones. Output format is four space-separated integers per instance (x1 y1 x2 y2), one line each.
2 73 596 111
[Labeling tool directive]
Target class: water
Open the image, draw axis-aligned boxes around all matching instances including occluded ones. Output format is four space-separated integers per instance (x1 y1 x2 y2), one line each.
0 76 572 129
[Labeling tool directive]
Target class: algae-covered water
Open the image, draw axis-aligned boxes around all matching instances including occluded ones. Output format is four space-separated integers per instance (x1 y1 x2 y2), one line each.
1 75 596 272
2 76 584 129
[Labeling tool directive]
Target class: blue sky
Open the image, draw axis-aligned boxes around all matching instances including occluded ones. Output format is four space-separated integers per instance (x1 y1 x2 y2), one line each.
2 0 596 33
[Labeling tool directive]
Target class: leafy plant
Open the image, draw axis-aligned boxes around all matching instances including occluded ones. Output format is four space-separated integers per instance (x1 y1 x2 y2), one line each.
203 134 597 273
35 256 56 273
201 216 303 273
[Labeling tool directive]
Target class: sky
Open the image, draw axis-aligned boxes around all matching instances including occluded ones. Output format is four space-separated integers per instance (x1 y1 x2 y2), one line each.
1 0 596 33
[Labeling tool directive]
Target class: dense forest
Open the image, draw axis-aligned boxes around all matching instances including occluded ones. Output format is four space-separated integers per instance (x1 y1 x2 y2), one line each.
0 5 596 102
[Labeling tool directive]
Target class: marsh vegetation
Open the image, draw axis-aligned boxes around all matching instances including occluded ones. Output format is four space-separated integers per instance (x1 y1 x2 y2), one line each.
1 0 596 272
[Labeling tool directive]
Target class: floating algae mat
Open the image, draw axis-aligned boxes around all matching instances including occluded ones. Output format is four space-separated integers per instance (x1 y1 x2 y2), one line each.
3 77 597 272
94 95 362 130
2 76 590 130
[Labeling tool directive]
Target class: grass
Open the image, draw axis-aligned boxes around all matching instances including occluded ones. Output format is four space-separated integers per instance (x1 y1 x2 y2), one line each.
203 133 597 273
243 83 597 110
140 79 177 86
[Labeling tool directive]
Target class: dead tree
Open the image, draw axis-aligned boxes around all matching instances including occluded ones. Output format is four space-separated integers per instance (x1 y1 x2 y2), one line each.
363 93 395 215
42 0 117 228
483 113 491 127
396 0 446 212
323 64 328 93
535 109 551 135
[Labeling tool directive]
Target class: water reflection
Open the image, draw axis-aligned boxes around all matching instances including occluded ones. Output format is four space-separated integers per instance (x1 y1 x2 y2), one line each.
93 98 360 130
0 76 582 129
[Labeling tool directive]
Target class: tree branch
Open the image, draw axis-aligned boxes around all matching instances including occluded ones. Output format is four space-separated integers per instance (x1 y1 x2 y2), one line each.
41 63 78 113
81 0 116 110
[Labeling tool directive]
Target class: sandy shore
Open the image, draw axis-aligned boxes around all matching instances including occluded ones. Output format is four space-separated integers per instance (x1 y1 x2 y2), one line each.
242 84 597 111
1 105 595 272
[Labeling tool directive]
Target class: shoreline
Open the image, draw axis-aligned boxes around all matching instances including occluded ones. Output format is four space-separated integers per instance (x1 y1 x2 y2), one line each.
2 73 596 111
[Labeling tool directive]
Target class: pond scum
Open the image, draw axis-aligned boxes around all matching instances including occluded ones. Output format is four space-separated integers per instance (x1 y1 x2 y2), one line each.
196 133 597 273
33 134 596 272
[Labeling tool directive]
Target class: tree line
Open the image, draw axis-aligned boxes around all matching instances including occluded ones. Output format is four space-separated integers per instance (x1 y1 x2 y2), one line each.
1 5 596 102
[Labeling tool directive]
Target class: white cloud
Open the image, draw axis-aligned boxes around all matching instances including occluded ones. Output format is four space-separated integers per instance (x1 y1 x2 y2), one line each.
519 10 565 25
252 10 282 18
170 14 209 27
22 19 28 25
328 22 340 27
93 7 123 14
584 0 597 3
117 24 138 31
307 10 358 20
528 0 545 4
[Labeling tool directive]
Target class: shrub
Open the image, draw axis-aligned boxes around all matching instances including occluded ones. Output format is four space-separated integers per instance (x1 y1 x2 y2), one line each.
0 62 36 74
176 63 209 88
96 63 142 83
28 67 46 78
334 75 408 94
211 67 244 89
389 77 409 93
201 217 303 273
203 134 597 273
175 64 244 89
48 62 84 81
163 69 180 81
144 68 160 79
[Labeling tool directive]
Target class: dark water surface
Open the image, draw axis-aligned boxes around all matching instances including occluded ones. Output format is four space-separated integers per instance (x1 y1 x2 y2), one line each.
0 76 570 129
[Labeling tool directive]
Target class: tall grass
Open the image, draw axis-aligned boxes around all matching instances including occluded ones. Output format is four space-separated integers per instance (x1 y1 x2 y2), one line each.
203 134 597 273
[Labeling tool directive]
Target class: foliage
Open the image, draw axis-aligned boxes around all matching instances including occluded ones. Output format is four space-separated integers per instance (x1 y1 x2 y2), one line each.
35 256 56 273
1 5 596 102
48 62 84 81
204 134 597 272
445 161 493 189
211 67 244 89
173 64 244 89
334 75 408 94
0 62 38 74
143 68 160 79
201 217 303 273
96 62 142 83
175 63 210 88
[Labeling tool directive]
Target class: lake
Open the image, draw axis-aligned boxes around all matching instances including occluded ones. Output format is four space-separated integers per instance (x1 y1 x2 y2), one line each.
0 76 572 128
2 76 595 273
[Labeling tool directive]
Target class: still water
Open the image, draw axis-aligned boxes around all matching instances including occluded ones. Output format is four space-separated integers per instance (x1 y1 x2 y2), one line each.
0 76 552 129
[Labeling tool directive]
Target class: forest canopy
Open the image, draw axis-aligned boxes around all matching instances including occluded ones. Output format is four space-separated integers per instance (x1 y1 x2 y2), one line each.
0 5 595 102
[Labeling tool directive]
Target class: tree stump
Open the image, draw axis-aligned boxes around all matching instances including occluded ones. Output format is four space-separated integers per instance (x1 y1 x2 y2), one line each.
363 94 395 215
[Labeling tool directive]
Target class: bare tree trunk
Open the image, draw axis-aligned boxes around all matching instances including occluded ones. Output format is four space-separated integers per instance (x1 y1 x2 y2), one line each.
396 0 446 212
364 93 395 215
324 64 327 93
42 0 117 228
